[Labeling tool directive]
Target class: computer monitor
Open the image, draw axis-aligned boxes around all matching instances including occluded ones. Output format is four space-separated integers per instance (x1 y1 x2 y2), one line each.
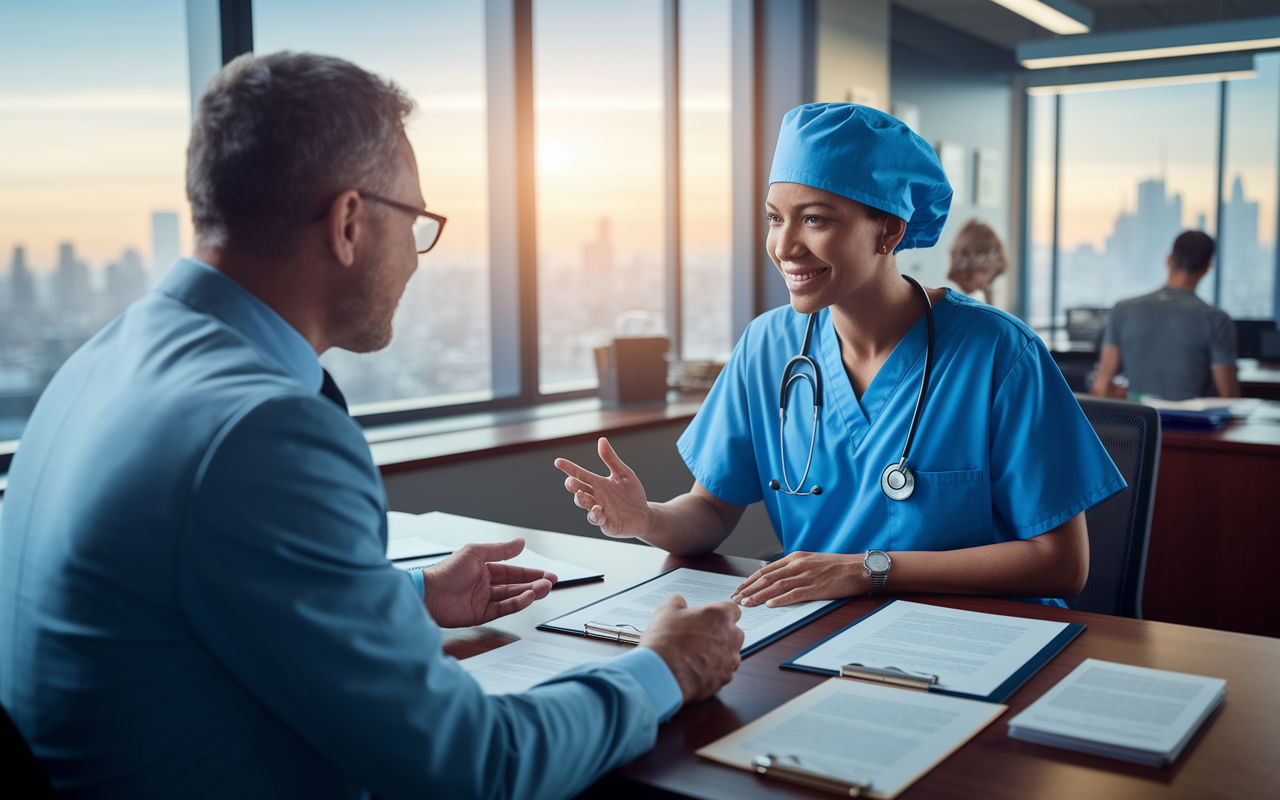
1234 319 1277 360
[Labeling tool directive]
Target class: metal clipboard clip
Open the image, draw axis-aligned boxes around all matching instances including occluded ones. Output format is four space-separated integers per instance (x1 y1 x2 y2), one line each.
840 663 939 691
754 754 869 797
584 622 643 644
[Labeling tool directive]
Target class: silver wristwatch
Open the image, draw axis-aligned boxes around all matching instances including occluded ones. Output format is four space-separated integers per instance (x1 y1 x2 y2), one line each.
863 550 891 594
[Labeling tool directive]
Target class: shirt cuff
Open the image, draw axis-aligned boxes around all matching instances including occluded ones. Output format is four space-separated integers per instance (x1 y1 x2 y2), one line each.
405 568 425 598
610 647 683 722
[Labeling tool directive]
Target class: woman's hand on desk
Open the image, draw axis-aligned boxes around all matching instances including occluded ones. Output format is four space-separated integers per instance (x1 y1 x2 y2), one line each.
420 538 557 628
554 438 653 538
732 552 867 608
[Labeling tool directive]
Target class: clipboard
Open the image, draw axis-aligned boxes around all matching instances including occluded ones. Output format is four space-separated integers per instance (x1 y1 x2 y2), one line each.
781 599 1085 703
537 568 849 657
697 677 1007 799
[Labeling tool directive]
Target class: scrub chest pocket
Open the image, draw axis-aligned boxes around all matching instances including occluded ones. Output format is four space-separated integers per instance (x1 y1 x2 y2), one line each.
884 468 986 551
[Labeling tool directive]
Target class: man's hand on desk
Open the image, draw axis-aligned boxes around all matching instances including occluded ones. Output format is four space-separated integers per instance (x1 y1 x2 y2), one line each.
639 595 744 705
420 538 557 628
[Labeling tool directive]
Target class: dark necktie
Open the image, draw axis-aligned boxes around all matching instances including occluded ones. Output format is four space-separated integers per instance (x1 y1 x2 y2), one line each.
319 369 348 413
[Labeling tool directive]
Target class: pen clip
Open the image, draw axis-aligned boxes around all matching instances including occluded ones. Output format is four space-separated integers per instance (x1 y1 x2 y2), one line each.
840 663 939 690
584 622 643 644
754 754 868 797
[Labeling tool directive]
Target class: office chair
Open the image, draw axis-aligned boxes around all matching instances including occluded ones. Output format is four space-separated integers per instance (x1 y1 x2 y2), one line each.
1070 395 1162 619
1 699 59 799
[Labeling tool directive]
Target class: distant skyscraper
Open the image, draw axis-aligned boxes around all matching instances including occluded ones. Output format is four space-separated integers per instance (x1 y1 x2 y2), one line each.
1105 178 1183 286
582 217 615 329
55 242 91 312
152 211 180 274
10 245 35 311
107 247 148 310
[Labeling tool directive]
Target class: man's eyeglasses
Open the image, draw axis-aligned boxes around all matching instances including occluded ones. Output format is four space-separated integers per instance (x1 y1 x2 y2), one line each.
311 192 447 254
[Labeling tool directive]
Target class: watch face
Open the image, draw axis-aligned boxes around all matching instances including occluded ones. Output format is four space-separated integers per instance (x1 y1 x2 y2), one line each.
865 551 890 572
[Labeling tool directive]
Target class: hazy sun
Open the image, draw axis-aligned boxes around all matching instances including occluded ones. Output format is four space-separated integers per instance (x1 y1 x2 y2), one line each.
538 140 572 173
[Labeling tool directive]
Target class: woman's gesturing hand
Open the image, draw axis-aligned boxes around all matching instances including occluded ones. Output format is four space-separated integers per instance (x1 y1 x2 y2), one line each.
554 437 652 538
732 552 869 608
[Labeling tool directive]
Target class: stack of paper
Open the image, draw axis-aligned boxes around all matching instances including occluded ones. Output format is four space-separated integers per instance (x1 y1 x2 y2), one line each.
1008 659 1226 767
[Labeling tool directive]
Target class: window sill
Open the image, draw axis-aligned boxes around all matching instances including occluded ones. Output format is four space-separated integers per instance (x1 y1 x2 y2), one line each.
368 391 706 474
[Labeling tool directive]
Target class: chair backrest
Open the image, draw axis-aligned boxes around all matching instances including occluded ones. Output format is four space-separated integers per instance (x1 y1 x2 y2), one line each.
1 699 59 799
1069 395 1161 619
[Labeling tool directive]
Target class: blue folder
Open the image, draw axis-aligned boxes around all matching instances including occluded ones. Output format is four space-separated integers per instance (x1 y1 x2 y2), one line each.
537 568 850 657
780 599 1085 703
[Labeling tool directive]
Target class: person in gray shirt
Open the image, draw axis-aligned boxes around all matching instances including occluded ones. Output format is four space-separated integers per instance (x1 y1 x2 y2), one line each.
1091 231 1240 401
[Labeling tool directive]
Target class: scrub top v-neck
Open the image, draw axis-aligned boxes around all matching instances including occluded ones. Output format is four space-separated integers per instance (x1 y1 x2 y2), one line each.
677 291 1125 607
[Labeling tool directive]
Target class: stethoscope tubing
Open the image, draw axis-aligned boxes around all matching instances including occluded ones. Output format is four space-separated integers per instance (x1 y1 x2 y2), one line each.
772 275 934 500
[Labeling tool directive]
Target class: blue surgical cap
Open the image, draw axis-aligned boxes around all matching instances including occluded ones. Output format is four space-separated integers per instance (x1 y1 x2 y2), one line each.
768 103 952 252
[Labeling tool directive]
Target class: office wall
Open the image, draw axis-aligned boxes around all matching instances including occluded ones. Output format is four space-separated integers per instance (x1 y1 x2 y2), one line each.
382 421 782 559
889 42 1015 310
815 0 890 110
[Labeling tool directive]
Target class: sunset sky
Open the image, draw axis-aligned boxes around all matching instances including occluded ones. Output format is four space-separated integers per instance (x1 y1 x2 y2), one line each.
1 2 1274 277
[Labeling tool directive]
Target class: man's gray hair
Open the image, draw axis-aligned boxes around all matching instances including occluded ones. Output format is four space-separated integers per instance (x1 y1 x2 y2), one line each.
187 51 415 254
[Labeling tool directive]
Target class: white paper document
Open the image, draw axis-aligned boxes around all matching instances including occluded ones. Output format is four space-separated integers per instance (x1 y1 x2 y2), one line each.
391 548 603 585
1007 658 1226 766
386 512 452 559
542 568 834 653
789 601 1071 699
385 511 603 584
459 640 602 695
386 536 453 561
697 678 1005 800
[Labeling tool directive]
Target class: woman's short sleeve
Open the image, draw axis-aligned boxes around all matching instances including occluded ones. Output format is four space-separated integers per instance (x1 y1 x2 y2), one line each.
989 339 1127 538
676 324 766 507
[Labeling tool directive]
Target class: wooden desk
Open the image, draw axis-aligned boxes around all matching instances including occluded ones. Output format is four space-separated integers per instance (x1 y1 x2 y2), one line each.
1238 359 1280 401
410 523 1280 799
1143 402 1280 637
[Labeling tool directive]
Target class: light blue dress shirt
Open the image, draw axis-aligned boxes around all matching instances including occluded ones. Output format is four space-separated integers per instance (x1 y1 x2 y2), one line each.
678 292 1126 607
0 259 680 799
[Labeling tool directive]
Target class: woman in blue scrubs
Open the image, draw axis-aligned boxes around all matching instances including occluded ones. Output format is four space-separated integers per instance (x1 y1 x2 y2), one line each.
555 103 1124 608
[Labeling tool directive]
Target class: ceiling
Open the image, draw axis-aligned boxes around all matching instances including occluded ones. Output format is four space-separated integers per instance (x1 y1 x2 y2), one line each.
894 0 1280 52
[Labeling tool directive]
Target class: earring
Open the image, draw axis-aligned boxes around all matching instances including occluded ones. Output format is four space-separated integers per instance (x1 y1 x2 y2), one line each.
880 245 887 254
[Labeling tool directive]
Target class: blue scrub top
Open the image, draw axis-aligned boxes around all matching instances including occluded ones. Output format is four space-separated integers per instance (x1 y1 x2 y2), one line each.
677 291 1126 607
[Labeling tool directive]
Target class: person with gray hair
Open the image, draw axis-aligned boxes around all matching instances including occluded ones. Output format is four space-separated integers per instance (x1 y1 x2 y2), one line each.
0 51 743 799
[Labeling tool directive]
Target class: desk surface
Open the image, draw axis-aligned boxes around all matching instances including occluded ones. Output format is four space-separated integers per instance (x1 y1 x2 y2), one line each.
413 520 1280 800
1158 399 1280 454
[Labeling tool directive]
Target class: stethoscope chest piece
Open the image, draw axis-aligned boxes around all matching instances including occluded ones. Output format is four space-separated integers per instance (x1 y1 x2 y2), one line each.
880 462 916 501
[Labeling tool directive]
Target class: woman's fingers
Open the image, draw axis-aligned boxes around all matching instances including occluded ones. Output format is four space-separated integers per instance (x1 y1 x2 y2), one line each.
597 438 635 479
574 489 596 510
564 475 593 494
554 458 604 485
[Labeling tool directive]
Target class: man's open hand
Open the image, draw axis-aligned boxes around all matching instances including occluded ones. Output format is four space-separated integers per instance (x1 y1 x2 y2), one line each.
420 539 556 628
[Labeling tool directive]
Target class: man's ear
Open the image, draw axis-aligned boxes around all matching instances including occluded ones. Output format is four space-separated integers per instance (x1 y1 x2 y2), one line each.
325 190 363 268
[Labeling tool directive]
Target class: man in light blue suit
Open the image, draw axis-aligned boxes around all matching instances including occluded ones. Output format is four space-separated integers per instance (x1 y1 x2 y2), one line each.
0 52 743 799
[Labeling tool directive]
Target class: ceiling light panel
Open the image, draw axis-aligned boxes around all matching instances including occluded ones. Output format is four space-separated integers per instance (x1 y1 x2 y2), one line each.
1019 16 1280 69
990 0 1092 35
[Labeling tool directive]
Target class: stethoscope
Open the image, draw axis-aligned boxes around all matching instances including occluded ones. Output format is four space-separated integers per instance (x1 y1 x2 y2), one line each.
768 275 935 501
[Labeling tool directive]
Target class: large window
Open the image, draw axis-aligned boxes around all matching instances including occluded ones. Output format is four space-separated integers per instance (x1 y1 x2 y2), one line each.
0 0 191 443
255 0 493 413
532 0 666 392
0 0 739 468
679 0 733 363
1219 53 1279 321
1027 60 1279 338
